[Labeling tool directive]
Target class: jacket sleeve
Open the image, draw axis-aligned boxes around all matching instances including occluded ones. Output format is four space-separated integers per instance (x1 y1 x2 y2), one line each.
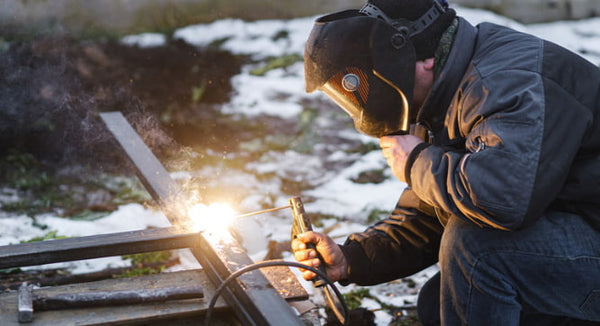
408 68 590 230
339 187 443 286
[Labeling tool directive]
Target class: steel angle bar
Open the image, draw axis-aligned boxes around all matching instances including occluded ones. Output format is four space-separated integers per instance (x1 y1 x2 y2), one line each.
100 112 304 326
99 111 189 226
0 227 195 270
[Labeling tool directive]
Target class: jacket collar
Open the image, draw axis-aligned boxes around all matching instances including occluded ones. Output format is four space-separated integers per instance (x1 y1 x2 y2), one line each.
417 17 478 132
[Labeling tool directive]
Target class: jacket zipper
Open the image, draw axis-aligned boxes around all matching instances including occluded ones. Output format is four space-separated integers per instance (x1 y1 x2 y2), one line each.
417 121 445 224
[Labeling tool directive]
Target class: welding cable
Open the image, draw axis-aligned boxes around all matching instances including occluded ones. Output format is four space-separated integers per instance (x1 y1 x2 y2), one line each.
204 260 349 326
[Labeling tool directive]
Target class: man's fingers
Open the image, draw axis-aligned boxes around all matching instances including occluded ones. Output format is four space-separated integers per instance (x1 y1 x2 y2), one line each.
296 231 318 243
293 248 316 262
292 233 320 266
302 270 316 281
381 148 392 159
291 238 306 251
308 257 321 268
379 136 393 148
298 258 321 281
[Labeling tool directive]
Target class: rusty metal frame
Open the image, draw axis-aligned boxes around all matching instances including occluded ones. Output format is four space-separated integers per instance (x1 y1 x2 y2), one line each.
0 227 194 270
99 112 304 326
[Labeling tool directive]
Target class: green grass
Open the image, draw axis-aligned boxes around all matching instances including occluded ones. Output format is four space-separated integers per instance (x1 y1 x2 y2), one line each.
249 54 303 76
116 251 172 278
20 230 69 243
0 150 150 217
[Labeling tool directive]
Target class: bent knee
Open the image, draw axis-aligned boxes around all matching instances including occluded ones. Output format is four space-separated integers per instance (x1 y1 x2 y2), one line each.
439 216 511 270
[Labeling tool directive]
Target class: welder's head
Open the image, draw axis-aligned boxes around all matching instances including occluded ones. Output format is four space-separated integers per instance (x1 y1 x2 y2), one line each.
304 0 455 137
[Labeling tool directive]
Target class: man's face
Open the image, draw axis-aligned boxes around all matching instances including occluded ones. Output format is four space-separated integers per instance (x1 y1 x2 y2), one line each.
412 58 435 109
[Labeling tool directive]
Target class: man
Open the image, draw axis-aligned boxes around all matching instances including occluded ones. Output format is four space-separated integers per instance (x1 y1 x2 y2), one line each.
292 0 600 325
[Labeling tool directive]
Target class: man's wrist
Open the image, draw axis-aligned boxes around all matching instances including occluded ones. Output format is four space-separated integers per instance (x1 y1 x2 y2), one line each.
336 244 353 285
338 258 349 281
337 241 367 285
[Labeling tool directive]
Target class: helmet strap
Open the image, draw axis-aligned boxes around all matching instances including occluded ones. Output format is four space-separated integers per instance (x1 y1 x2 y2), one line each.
359 0 447 37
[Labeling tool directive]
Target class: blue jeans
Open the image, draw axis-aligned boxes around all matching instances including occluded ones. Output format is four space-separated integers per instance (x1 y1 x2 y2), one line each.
420 211 600 325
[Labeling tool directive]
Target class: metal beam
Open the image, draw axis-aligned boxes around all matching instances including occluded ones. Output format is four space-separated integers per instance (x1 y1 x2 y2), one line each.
0 227 195 270
99 111 188 226
100 112 304 326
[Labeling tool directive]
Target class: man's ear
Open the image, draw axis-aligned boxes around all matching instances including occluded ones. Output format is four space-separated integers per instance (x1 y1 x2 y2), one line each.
423 57 435 70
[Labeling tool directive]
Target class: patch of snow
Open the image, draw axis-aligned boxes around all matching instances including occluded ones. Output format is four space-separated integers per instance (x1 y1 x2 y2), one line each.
222 62 306 118
306 151 406 219
0 213 46 246
120 33 167 48
33 204 170 237
174 17 315 58
0 204 171 274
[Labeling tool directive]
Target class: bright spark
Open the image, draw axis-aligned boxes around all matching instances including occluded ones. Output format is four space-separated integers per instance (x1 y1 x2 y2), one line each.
188 202 237 234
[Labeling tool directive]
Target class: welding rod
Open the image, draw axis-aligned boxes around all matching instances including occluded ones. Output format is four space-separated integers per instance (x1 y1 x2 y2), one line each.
234 205 291 219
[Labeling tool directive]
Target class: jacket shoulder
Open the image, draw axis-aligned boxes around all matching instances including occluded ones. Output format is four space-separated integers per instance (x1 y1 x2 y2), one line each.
470 23 543 77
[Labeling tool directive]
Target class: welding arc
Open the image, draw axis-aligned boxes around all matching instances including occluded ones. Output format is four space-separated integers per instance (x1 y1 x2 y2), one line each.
204 260 349 326
233 205 291 219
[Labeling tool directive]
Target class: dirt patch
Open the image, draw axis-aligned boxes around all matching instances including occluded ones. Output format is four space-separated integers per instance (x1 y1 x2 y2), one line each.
0 36 246 174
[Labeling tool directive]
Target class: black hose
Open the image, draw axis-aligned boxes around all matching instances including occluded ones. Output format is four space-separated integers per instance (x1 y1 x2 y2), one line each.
204 260 349 326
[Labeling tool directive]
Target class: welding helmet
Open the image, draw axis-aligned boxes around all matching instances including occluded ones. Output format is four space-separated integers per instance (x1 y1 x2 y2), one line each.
304 0 450 137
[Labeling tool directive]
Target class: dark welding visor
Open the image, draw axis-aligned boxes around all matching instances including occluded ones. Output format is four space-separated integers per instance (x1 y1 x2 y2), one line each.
304 9 416 137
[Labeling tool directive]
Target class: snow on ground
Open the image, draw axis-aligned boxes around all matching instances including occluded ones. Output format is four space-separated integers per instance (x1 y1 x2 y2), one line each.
305 150 405 218
2 5 600 325
0 205 171 273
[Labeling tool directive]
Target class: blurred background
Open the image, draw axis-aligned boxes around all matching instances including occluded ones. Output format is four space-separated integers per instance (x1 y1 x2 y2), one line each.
2 0 599 40
0 2 598 324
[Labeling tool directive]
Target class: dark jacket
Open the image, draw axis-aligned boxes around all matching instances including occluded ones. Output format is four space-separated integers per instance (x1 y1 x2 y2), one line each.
340 17 600 286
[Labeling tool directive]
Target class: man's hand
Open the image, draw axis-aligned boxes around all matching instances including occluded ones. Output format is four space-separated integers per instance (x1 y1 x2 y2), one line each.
291 231 348 282
380 135 425 183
